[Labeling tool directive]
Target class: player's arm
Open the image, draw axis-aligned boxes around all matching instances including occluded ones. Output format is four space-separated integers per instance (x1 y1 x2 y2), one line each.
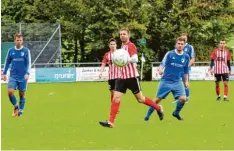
184 57 189 87
159 52 169 75
189 46 195 66
128 44 138 63
25 49 31 80
3 49 11 81
209 50 216 74
227 50 232 75
99 53 107 78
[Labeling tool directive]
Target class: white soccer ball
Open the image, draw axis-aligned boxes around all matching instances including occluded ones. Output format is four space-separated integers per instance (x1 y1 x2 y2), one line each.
112 49 130 67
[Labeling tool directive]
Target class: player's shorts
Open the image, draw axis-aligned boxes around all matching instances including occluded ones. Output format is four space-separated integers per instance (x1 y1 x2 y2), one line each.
156 80 186 99
115 77 141 94
108 79 116 91
8 79 28 92
215 73 229 82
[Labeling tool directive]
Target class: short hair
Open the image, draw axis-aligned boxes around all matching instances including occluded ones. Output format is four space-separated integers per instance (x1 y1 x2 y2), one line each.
181 33 188 37
176 36 186 43
14 33 23 39
120 27 130 35
108 38 117 44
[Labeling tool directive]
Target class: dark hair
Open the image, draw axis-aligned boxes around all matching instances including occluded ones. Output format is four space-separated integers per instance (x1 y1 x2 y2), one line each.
176 36 186 43
120 27 130 35
14 33 23 39
108 38 117 44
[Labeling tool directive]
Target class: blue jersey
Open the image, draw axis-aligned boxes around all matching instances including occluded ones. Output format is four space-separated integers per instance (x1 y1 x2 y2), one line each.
3 46 31 81
183 43 195 60
161 49 190 82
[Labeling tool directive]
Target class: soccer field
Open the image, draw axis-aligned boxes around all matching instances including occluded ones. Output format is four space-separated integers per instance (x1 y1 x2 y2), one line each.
1 81 234 150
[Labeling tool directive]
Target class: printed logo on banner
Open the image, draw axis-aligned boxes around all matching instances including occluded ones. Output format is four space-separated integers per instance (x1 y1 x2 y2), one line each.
36 68 76 83
76 67 109 81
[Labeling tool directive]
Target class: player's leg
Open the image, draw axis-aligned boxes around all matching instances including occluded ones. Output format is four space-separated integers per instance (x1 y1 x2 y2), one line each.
144 80 170 121
172 81 186 120
18 80 28 116
127 77 162 112
223 74 229 101
99 79 126 128
184 72 190 103
8 79 19 116
215 74 221 100
108 79 115 102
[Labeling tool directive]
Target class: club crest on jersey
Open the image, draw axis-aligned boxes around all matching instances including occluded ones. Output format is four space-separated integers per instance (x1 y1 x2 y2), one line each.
21 52 24 56
181 58 185 63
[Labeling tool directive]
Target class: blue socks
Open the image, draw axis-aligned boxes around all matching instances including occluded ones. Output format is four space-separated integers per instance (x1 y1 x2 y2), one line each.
145 107 154 120
19 97 26 114
174 101 185 115
9 95 17 107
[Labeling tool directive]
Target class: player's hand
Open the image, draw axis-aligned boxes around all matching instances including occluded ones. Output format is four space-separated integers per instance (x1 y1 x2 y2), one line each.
99 73 102 79
158 69 163 75
184 81 189 88
2 75 7 81
24 74 29 80
209 68 214 75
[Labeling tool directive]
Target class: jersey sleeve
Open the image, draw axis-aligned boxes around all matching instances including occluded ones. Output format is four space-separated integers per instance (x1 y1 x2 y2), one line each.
184 56 189 74
128 43 138 57
25 49 32 75
102 53 108 64
210 49 216 60
3 49 11 75
227 50 231 60
160 52 170 67
190 45 195 58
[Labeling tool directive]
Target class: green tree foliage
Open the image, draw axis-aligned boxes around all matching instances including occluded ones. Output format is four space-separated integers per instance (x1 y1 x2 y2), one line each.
2 0 234 79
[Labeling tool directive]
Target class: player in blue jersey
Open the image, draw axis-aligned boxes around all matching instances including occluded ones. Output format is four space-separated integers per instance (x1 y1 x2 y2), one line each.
174 33 195 103
2 33 31 117
144 36 190 121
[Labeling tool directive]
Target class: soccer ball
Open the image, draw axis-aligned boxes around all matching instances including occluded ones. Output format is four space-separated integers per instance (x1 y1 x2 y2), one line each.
112 49 130 67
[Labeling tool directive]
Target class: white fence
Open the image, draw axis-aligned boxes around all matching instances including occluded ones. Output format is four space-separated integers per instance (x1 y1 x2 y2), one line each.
1 62 234 83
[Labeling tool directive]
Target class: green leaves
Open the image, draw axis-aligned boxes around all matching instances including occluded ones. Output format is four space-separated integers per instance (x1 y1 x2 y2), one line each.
2 0 234 79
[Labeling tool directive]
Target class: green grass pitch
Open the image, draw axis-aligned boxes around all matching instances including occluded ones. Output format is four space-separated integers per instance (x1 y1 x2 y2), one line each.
1 81 234 150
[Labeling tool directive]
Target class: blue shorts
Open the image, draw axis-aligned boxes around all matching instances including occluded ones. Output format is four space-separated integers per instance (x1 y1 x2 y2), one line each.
8 79 28 92
156 80 186 99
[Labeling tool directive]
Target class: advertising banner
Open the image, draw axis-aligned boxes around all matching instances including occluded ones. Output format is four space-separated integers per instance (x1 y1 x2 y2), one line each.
152 66 234 81
1 68 36 83
76 67 109 81
36 68 76 83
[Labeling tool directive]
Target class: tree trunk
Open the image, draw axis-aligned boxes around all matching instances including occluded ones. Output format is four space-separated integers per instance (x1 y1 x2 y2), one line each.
74 31 78 64
79 27 85 62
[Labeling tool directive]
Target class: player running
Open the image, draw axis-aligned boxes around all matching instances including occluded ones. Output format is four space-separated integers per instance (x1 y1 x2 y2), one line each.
144 36 190 121
99 28 163 128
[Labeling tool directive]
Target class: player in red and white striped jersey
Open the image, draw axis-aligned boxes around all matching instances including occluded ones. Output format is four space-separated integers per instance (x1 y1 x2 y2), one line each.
99 38 120 102
209 40 232 101
99 28 163 128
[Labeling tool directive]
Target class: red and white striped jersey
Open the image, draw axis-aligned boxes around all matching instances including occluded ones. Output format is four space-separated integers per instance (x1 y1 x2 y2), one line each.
210 48 231 74
102 50 121 80
120 41 139 79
